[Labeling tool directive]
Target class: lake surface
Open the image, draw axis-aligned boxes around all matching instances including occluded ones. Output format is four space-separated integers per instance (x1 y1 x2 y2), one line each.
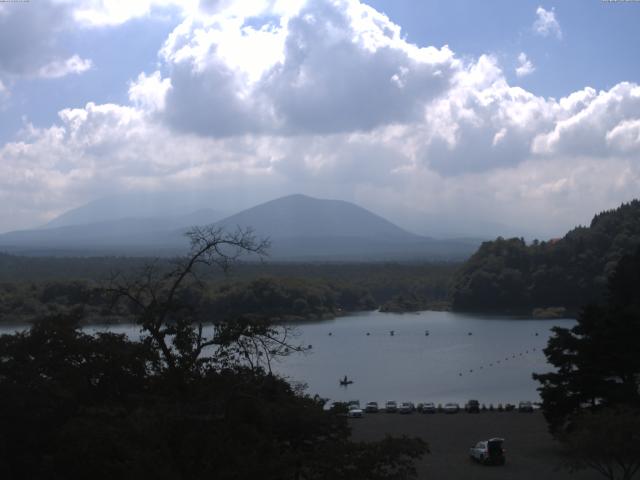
0 310 574 406
271 311 574 406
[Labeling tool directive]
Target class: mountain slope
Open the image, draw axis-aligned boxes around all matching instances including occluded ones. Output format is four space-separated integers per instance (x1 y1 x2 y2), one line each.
0 209 221 255
44 193 224 229
215 194 419 240
210 194 477 260
0 194 479 260
450 199 640 313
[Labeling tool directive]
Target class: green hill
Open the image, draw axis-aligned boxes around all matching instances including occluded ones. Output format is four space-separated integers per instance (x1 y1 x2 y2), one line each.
450 200 640 314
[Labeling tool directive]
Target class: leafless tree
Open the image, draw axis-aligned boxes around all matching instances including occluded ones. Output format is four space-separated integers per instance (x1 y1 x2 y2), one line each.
108 225 305 376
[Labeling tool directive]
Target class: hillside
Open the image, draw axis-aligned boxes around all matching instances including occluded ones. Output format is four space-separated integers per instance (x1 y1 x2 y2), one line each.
0 209 221 255
450 200 640 313
0 194 479 260
43 193 224 228
215 194 417 239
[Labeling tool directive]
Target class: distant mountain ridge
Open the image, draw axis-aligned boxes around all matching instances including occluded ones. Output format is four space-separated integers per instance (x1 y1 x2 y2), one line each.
0 194 479 260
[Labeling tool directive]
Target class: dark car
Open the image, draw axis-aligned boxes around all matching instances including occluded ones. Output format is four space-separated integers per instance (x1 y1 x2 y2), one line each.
365 401 379 413
465 399 480 413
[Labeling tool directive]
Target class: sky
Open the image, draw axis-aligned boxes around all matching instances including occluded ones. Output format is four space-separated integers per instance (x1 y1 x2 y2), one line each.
1 0 640 238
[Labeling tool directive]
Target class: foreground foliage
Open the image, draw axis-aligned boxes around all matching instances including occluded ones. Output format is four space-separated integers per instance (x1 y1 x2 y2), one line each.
561 407 640 480
0 227 427 479
535 248 640 480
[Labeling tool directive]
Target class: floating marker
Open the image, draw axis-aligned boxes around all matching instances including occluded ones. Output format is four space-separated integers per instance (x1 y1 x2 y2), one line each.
366 332 370 336
459 373 462 376
390 330 395 336
308 344 312 349
328 332 332 336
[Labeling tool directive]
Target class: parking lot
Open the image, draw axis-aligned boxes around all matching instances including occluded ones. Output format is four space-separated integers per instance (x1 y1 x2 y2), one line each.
349 411 601 480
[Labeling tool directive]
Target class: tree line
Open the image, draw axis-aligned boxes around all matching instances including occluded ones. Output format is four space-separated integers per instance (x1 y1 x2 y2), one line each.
451 200 640 313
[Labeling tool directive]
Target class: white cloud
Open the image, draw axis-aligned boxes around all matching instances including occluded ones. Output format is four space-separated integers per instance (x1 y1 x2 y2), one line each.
515 52 535 77
145 0 457 136
72 0 198 27
1 0 640 239
606 119 640 153
128 71 172 111
38 55 93 79
0 1 72 82
532 82 640 156
533 6 562 39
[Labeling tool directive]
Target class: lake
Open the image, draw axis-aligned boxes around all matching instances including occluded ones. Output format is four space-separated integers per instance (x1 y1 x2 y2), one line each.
270 310 574 406
0 310 574 406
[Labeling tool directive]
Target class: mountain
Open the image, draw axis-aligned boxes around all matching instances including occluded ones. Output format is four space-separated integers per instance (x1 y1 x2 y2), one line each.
0 209 222 256
215 194 417 240
0 194 479 260
210 194 477 260
43 193 224 229
450 199 640 313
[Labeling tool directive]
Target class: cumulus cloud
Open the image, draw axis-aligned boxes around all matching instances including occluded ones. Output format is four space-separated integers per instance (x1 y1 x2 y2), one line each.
71 0 197 27
515 52 535 77
38 55 93 79
533 6 562 39
1 0 640 238
151 0 457 136
532 82 640 156
0 1 71 79
128 71 172 111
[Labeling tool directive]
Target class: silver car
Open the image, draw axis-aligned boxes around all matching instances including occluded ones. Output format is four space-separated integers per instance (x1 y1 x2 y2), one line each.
470 438 506 465
444 402 460 414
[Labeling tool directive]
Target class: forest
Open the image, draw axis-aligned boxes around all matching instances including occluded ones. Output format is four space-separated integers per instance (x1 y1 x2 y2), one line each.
450 200 640 314
0 256 457 324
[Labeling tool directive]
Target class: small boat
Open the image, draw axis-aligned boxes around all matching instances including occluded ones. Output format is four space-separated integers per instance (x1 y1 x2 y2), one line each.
340 376 353 386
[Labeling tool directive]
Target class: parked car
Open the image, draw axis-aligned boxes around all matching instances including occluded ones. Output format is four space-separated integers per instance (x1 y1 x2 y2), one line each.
444 402 460 414
365 401 379 413
398 402 414 414
385 401 398 413
469 438 506 465
348 400 360 409
348 406 364 418
518 401 534 412
420 402 436 414
465 399 480 413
